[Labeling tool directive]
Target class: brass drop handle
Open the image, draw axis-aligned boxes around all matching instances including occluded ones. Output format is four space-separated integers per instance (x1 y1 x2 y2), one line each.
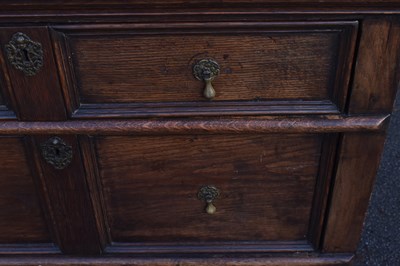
198 185 220 215
193 59 220 100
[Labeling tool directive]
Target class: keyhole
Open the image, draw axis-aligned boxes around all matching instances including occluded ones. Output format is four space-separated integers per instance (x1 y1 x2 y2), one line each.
55 148 60 156
22 49 30 62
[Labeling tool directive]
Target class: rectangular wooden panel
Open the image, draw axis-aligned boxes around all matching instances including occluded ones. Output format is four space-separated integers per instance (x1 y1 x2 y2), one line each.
70 34 335 102
53 21 357 117
0 137 51 244
95 134 322 243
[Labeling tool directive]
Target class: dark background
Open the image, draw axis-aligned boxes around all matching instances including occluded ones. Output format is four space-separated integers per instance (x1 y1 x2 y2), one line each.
354 91 400 265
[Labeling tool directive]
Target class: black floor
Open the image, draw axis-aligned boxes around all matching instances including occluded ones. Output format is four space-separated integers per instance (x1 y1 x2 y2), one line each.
353 91 400 265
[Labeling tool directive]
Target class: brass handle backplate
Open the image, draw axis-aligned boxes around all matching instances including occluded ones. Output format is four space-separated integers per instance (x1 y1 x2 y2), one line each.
193 59 220 100
5 32 43 76
40 137 73 170
198 185 220 215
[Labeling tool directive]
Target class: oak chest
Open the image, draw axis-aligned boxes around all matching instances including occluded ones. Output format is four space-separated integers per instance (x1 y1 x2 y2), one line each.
0 1 399 265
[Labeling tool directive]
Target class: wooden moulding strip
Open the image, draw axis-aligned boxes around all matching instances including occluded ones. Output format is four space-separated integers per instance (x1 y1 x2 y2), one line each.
0 115 389 135
0 254 353 266
0 243 60 255
105 240 313 254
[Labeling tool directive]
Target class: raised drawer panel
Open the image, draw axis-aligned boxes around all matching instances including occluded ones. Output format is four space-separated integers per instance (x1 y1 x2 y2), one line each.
0 137 51 244
69 34 335 102
53 21 357 117
95 134 322 243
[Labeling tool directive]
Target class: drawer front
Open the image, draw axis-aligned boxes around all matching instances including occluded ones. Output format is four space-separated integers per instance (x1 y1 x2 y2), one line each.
53 21 357 117
0 137 51 245
95 134 323 246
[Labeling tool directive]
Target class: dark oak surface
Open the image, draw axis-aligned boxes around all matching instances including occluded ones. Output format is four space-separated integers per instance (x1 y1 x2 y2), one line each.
73 33 335 102
0 137 50 244
0 254 353 266
0 2 398 265
323 133 386 252
320 16 400 253
71 101 341 118
0 27 66 121
54 22 355 110
0 115 389 135
28 136 103 254
2 0 400 11
348 17 400 114
307 134 339 250
96 134 321 242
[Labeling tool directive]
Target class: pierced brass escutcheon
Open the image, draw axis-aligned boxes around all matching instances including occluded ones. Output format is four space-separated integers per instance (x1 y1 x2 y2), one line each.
40 137 72 170
5 32 43 76
193 59 220 100
198 185 220 215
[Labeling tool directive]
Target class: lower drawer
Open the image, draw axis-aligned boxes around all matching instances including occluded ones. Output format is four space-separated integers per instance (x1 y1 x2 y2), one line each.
94 134 326 248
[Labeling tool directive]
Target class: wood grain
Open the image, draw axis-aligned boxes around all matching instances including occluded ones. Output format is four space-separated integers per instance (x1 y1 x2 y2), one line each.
78 136 110 249
0 2 399 27
0 3 396 263
322 133 386 252
0 115 389 135
0 27 66 121
105 241 313 254
319 17 400 253
0 137 51 244
54 22 355 109
73 100 340 119
1 0 400 9
28 136 103 254
348 17 400 114
0 254 353 266
96 134 321 242
307 134 339 249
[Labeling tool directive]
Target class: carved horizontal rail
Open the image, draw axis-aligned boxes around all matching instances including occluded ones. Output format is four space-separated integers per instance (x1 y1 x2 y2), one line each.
2 0 400 10
0 115 389 135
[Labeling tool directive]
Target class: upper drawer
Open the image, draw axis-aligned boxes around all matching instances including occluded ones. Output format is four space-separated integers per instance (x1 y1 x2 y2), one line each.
52 21 357 118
